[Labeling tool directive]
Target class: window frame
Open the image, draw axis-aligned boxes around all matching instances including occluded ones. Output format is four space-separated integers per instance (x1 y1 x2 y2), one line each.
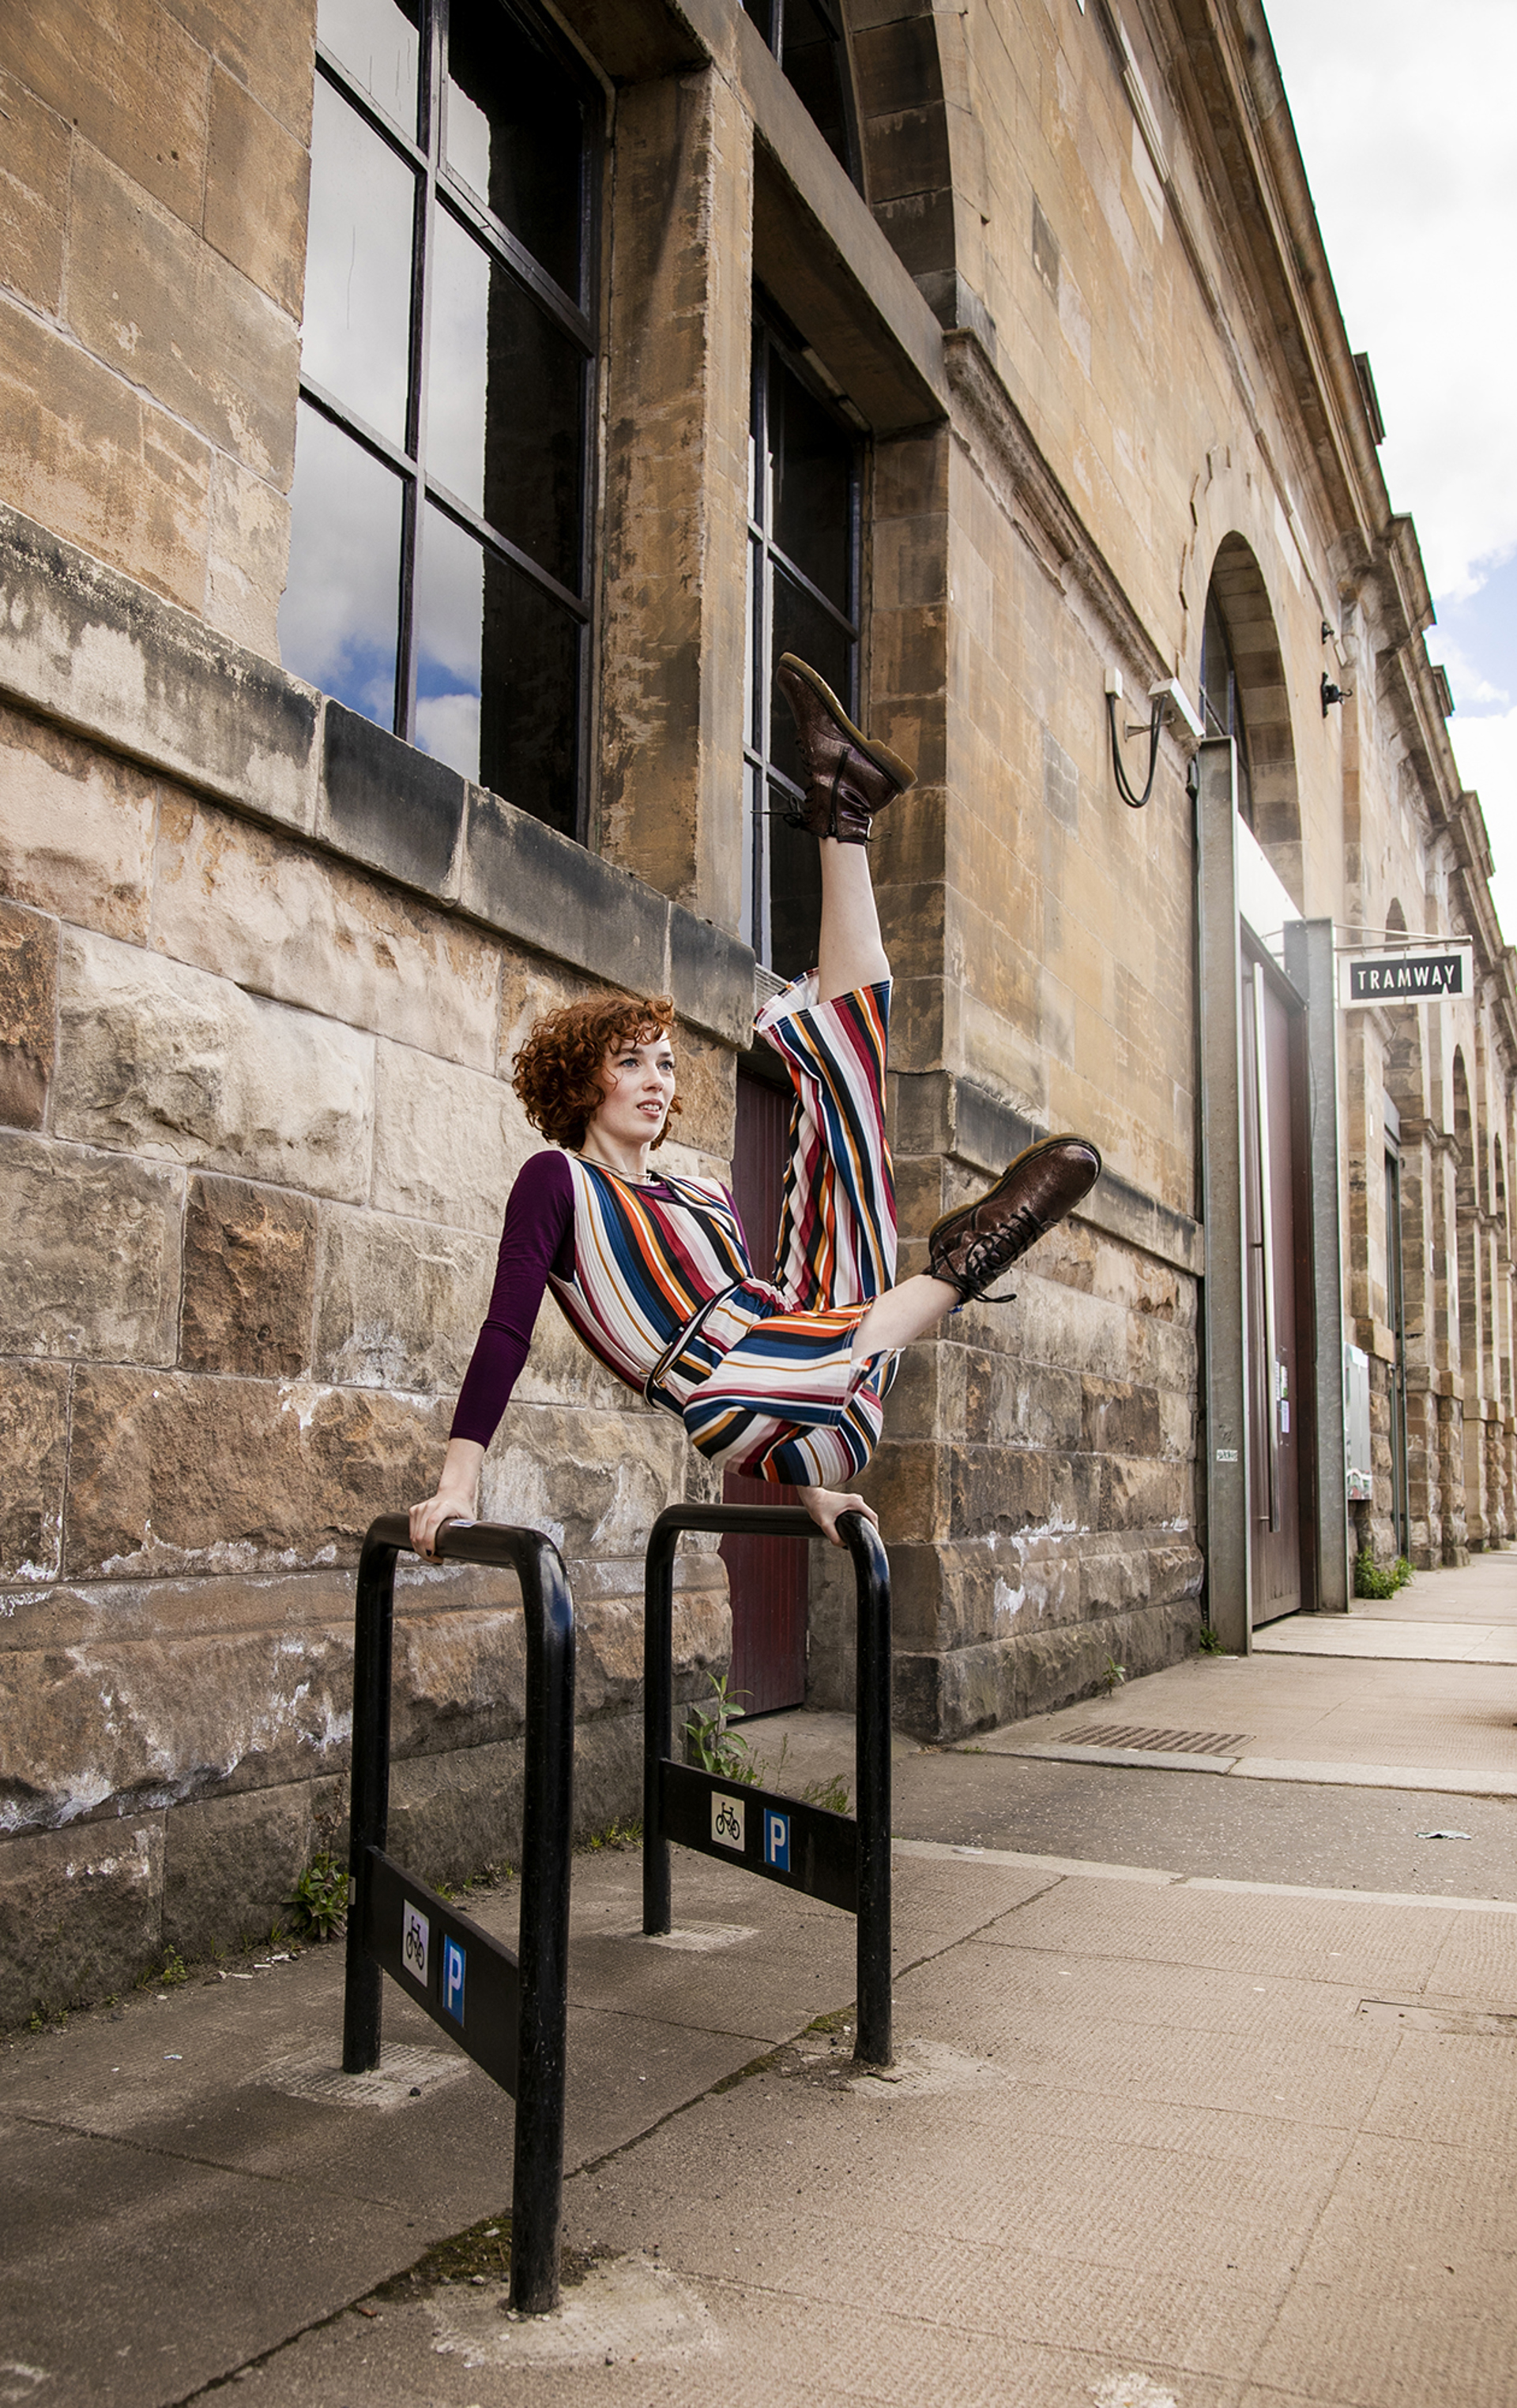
744 300 864 970
293 0 600 838
743 0 864 189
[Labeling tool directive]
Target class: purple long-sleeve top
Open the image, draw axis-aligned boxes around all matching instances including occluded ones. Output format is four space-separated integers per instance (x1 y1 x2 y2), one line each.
450 1152 577 1446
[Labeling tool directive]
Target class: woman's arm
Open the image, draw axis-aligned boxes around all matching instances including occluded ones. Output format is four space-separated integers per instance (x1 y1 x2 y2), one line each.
408 1153 574 1558
795 1484 879 1547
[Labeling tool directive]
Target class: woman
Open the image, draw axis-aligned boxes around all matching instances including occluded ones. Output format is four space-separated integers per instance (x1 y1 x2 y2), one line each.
410 658 1101 1556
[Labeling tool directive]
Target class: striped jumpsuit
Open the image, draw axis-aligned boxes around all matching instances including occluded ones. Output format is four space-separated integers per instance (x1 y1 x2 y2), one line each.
453 975 898 1487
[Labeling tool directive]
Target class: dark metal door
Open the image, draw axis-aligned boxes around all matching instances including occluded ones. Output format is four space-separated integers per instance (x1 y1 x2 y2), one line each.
721 1069 809 1711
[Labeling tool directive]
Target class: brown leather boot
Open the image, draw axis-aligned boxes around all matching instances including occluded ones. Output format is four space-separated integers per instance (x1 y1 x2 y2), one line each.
775 654 916 844
928 1134 1102 1303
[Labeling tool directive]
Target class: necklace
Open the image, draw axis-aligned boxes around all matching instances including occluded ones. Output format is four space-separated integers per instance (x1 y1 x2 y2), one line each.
582 1149 655 1184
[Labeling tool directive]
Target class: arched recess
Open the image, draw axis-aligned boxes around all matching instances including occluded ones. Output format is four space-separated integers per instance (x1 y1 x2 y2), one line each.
1199 535 1304 907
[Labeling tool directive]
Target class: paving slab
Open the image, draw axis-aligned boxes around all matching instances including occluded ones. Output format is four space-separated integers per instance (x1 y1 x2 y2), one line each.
9 1627 1517 2408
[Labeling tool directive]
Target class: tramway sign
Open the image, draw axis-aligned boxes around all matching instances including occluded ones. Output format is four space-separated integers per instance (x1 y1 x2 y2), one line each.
1338 942 1474 1008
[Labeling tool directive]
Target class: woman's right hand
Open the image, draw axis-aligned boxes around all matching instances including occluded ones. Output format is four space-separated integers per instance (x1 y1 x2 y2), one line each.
409 1439 485 1559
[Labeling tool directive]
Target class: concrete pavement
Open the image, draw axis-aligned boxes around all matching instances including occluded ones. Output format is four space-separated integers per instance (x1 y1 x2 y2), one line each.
5 1557 1517 2408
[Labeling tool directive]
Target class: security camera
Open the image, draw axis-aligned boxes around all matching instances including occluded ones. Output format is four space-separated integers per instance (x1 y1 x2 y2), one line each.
1148 679 1204 744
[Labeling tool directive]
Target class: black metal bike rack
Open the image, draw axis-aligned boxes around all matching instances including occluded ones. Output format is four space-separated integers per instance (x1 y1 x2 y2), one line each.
642 1503 893 2067
342 1514 575 2314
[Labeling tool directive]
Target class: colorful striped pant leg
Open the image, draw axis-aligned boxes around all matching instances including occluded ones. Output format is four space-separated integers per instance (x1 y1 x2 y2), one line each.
756 974 896 1309
680 978 899 1487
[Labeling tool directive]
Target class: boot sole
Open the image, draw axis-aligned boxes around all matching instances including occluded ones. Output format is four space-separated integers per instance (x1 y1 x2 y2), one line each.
777 654 917 795
925 1132 1102 1254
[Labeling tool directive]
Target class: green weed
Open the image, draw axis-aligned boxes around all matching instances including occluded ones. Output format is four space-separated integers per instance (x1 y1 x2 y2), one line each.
285 1849 348 1942
1354 1548 1413 1600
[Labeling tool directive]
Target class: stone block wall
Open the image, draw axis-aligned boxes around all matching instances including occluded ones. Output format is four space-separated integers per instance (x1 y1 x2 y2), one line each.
0 510 751 2026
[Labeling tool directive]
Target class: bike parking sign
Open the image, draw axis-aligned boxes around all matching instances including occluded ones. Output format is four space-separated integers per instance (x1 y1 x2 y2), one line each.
762 1810 791 1872
710 1793 745 1851
402 1900 429 1984
442 1935 466 2024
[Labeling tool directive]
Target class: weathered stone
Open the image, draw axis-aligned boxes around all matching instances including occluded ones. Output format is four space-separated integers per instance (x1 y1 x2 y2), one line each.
0 1360 69 1582
203 62 310 317
2 1620 356 1830
151 791 502 1069
0 900 57 1129
0 702 156 942
1098 1452 1188 1530
163 0 318 141
63 1368 452 1578
1082 1375 1162 1455
462 782 671 1006
205 453 288 657
0 67 70 314
162 1780 314 1958
0 1815 164 2025
598 67 751 930
0 506 319 832
312 1206 493 1390
0 1131 182 1364
6 0 210 227
370 1039 525 1236
319 705 465 904
70 146 297 484
55 927 375 1202
476 1402 688 1569
180 1172 318 1377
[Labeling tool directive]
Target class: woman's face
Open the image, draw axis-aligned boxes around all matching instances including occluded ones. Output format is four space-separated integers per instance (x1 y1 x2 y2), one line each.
587 1029 677 1150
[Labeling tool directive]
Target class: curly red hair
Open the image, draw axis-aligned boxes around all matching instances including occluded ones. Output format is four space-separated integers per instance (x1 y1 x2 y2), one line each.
511 992 681 1152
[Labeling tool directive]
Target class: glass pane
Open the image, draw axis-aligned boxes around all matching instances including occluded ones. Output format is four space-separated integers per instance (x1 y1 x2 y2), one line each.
414 506 484 779
280 404 404 727
771 354 853 613
480 549 580 833
303 77 416 444
426 207 585 585
316 0 420 134
446 0 585 298
770 570 853 794
413 507 581 831
768 783 823 980
781 0 854 175
743 0 776 42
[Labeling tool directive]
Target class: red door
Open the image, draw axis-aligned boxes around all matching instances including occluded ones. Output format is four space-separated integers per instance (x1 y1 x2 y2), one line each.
721 1070 809 1712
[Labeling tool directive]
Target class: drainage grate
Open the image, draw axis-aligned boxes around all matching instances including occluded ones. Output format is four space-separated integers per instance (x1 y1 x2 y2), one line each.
1060 1724 1252 1757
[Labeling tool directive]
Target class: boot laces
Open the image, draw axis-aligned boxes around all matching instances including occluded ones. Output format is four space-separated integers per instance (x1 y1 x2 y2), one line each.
962 1202 1043 1291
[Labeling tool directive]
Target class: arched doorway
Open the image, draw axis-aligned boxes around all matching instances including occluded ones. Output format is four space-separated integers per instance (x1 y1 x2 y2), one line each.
1199 536 1312 1627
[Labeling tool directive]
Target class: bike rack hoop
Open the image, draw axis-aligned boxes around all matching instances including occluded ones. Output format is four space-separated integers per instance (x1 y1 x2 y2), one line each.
343 1512 575 2315
642 1500 893 2067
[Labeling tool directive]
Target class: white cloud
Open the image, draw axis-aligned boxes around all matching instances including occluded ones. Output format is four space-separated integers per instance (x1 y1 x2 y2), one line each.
1264 0 1517 603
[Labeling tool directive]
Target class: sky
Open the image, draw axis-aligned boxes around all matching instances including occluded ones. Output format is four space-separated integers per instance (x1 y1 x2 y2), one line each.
1262 0 1517 943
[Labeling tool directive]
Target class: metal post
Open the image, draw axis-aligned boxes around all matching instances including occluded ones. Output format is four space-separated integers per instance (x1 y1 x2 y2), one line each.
845 1510 892 2067
343 1521 401 2074
1194 738 1252 1650
642 1518 677 1937
506 1534 576 2316
1282 917 1351 1611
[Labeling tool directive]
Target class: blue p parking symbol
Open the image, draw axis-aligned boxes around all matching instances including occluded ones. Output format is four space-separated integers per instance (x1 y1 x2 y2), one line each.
762 1809 791 1872
442 1935 466 2025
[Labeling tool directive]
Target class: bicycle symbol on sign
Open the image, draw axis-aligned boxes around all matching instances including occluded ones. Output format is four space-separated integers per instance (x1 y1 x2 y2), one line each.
402 1901 430 1980
710 1794 745 1850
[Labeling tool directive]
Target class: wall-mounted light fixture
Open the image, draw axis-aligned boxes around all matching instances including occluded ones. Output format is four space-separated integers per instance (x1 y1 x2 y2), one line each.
1104 668 1203 808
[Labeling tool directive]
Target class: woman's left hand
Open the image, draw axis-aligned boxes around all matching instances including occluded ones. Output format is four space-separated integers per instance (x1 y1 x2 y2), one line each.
796 1485 879 1546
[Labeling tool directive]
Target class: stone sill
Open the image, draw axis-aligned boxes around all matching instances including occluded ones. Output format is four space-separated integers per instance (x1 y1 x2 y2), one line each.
0 503 756 1050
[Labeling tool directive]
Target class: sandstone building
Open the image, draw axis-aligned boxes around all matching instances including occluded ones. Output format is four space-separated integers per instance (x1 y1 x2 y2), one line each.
2 0 1512 2016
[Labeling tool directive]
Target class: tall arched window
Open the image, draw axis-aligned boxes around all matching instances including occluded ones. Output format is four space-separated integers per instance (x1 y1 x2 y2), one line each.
1199 584 1254 829
279 0 598 840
